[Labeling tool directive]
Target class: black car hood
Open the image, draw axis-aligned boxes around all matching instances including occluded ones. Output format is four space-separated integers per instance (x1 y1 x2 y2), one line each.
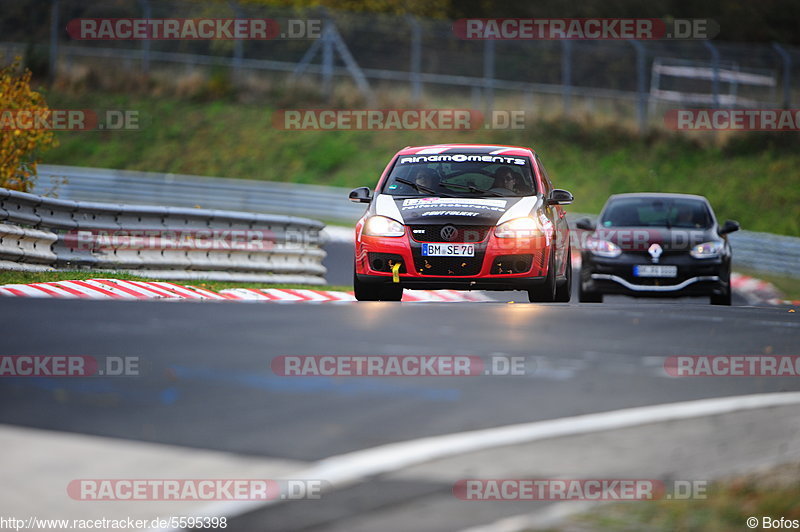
590 226 718 252
392 196 523 225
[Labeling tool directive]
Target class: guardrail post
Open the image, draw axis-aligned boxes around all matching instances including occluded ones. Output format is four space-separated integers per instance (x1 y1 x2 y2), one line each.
408 16 422 104
137 0 151 74
628 40 648 135
703 41 720 108
483 38 495 114
561 40 573 116
49 0 59 83
772 42 792 109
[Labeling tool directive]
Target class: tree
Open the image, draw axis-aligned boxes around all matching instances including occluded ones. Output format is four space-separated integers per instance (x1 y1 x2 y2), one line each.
0 59 57 192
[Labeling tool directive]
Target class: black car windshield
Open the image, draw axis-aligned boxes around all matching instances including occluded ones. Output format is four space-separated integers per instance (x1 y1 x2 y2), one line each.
382 154 536 197
600 198 713 229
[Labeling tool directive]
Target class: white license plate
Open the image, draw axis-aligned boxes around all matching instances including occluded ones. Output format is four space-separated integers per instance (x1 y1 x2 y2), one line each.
421 243 475 257
634 265 677 278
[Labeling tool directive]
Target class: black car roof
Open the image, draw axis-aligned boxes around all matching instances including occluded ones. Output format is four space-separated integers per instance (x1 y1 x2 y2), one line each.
607 193 710 203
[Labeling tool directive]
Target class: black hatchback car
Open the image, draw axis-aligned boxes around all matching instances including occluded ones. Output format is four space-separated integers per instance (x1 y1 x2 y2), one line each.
576 193 739 305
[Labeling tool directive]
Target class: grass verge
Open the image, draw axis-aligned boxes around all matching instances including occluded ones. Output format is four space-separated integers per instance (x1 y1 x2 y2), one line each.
556 462 800 532
38 91 800 236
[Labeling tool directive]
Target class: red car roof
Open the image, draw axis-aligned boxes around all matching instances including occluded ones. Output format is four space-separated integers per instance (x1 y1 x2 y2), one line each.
396 144 535 157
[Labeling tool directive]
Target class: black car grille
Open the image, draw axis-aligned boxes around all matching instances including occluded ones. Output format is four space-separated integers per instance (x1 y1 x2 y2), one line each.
409 225 491 243
412 256 484 276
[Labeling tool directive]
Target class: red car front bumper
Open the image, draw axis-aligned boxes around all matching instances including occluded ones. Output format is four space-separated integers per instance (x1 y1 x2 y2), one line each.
354 225 556 291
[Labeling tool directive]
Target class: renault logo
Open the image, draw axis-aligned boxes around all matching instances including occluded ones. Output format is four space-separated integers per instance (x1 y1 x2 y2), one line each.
440 225 457 241
648 243 663 263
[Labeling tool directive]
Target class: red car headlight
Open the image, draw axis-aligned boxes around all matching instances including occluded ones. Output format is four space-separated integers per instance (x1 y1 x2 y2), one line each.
363 216 405 237
494 216 541 238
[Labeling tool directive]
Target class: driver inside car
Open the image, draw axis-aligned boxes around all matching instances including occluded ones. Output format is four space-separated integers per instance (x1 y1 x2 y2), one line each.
492 166 517 193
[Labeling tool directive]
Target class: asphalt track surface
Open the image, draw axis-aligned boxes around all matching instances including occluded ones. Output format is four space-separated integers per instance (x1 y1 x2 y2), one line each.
1 239 798 530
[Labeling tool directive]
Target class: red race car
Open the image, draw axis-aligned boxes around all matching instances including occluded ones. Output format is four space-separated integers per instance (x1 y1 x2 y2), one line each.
349 144 574 302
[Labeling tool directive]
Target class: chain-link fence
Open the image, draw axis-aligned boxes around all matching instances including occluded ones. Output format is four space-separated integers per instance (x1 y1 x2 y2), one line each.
2 0 799 131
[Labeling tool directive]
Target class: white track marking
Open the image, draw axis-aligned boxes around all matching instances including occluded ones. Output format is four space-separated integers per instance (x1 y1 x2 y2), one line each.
156 392 800 530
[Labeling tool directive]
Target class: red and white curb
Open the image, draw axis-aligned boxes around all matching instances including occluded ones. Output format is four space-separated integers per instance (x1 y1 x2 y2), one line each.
730 273 800 306
0 279 493 303
0 273 794 306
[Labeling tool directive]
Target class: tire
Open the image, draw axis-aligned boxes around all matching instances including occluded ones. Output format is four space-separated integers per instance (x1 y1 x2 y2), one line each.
554 248 572 302
354 271 381 301
528 252 557 303
710 275 731 306
379 284 403 302
578 277 603 303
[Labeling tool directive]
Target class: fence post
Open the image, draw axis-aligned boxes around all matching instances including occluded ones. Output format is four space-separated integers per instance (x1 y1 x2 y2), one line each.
628 39 648 134
771 42 792 109
322 23 334 102
408 16 422 104
483 38 495 114
561 40 573 116
49 0 59 82
703 41 720 108
137 0 151 74
229 0 244 82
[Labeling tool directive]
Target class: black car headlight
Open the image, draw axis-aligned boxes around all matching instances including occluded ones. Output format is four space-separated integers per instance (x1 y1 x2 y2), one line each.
585 238 622 258
690 241 722 259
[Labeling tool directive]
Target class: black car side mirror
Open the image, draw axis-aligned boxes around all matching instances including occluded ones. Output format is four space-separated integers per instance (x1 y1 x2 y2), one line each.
719 219 740 235
349 187 372 203
547 189 574 205
575 217 596 231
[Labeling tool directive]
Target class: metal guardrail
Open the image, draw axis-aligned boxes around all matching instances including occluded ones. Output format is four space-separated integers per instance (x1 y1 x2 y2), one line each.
0 186 327 284
36 165 366 223
33 165 800 278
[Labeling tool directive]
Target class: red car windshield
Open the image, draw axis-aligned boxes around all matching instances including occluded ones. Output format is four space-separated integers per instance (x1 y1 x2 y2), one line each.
383 154 536 197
